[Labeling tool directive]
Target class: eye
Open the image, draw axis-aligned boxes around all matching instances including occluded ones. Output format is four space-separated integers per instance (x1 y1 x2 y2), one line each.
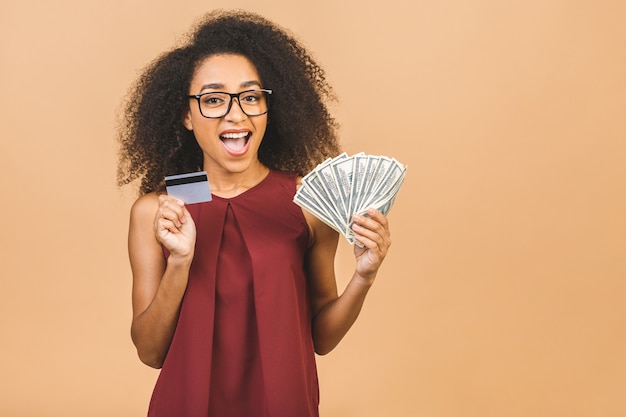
200 93 228 107
240 91 263 103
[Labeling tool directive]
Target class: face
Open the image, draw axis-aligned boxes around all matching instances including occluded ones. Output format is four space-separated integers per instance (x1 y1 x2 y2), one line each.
183 54 268 176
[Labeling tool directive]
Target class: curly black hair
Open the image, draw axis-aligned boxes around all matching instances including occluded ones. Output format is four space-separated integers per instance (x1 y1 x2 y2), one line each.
117 10 341 195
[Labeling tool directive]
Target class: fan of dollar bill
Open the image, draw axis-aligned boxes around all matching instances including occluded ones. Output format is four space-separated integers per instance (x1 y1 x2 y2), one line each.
294 152 407 245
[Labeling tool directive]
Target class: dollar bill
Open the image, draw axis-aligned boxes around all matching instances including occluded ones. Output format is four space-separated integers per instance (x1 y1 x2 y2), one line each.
293 153 406 245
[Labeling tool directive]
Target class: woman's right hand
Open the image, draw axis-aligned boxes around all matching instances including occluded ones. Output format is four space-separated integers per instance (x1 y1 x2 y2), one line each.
154 195 197 260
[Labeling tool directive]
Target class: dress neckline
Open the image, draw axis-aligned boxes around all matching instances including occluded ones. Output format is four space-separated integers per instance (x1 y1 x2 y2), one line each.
210 169 273 202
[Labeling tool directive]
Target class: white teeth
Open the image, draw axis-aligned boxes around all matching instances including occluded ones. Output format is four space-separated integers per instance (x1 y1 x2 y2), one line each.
221 132 248 139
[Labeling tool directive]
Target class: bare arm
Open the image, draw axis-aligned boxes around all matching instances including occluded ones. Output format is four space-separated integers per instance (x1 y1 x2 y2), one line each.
128 193 196 368
305 208 391 355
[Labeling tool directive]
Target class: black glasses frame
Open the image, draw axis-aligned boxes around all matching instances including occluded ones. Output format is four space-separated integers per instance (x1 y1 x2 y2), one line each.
188 89 273 119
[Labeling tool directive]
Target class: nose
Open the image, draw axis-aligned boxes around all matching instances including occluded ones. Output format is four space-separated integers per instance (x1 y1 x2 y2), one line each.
224 97 247 122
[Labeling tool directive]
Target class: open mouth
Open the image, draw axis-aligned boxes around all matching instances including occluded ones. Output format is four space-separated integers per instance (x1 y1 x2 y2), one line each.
220 131 251 154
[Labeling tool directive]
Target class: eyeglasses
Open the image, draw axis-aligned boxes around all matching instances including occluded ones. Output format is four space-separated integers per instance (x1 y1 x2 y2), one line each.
188 89 272 119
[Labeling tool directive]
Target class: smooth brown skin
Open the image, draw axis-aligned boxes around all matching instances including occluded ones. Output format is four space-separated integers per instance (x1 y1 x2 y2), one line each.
128 54 391 368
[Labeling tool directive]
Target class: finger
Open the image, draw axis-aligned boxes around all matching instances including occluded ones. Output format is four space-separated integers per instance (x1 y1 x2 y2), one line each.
160 195 185 207
155 207 183 229
156 196 186 226
354 226 390 264
352 213 391 256
363 208 390 232
352 212 390 241
351 222 384 248
156 218 181 235
180 203 192 223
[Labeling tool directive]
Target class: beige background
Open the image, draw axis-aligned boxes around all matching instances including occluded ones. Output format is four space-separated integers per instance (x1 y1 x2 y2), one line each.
1 0 625 416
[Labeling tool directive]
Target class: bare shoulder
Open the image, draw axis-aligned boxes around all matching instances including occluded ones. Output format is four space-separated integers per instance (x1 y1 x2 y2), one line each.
128 193 162 248
130 192 160 222
128 192 165 278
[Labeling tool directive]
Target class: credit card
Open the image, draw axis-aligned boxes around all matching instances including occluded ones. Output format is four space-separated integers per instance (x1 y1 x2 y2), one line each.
165 171 212 204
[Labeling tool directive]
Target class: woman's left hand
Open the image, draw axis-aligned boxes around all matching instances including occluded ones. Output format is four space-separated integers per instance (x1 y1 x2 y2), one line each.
351 208 391 284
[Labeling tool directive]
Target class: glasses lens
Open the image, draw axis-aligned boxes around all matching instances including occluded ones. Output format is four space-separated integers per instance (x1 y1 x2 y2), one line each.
198 93 231 118
197 91 269 118
238 90 269 116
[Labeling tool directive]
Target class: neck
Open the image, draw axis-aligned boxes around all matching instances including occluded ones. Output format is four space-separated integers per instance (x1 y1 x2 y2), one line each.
205 162 270 198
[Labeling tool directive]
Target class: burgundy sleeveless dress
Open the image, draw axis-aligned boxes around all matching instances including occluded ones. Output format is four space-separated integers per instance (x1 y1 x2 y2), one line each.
147 170 319 417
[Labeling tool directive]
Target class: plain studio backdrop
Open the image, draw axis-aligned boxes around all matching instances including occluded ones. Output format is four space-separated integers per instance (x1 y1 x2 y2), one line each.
1 1 625 416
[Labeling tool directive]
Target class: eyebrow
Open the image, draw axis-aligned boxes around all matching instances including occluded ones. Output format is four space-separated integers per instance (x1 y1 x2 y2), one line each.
199 80 262 92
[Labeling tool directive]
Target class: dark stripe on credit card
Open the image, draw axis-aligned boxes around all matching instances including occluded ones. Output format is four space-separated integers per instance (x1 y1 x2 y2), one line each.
165 173 208 187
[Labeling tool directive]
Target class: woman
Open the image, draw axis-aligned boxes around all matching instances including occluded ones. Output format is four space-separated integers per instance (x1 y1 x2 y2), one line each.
117 10 391 417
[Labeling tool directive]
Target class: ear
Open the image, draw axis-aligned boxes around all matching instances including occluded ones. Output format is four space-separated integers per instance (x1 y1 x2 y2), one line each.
182 109 193 131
